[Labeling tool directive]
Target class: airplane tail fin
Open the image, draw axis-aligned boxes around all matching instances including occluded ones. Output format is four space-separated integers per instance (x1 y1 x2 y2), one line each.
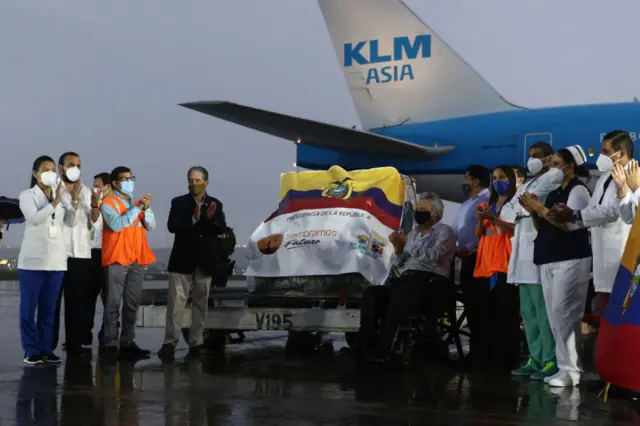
317 0 522 130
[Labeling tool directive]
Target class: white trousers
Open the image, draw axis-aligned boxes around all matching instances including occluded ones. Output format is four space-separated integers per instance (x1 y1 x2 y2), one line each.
540 258 591 379
163 268 211 347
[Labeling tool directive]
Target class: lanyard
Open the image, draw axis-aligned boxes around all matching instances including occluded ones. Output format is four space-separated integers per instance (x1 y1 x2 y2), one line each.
491 202 503 218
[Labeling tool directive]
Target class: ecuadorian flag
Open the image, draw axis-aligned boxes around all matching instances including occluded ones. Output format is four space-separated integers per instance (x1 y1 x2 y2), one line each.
597 212 640 391
264 166 405 230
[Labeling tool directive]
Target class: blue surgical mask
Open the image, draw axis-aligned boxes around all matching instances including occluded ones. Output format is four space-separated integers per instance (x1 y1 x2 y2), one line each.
492 180 510 196
120 180 135 195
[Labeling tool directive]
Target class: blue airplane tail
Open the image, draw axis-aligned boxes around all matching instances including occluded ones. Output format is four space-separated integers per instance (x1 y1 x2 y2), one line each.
317 0 522 131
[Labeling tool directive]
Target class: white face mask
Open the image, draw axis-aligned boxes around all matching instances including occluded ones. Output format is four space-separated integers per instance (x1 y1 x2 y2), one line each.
40 171 57 188
65 166 81 183
540 166 567 190
596 151 620 172
527 157 543 175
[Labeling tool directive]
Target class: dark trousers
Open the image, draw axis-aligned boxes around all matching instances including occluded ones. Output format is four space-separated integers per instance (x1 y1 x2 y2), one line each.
52 257 94 350
88 248 107 345
359 270 453 357
462 268 521 370
19 270 64 357
460 253 481 361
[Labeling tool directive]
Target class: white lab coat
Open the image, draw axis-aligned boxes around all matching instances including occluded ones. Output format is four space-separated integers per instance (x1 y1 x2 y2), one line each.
501 176 559 285
57 183 101 259
577 172 631 293
17 186 76 271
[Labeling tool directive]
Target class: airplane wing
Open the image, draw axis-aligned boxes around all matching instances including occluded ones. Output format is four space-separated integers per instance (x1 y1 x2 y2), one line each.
179 101 455 160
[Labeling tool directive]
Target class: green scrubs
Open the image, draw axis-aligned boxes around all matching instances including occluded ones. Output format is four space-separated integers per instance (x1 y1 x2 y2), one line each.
520 283 556 369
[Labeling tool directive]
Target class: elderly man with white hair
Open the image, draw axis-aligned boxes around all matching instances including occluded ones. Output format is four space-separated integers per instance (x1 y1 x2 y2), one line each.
358 192 457 363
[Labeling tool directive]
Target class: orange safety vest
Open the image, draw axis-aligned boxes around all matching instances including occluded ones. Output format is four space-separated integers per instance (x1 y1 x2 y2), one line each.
473 201 512 278
101 194 156 267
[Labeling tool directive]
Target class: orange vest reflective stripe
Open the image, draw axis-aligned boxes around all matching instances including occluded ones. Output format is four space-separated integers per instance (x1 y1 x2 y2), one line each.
473 202 512 278
101 194 156 267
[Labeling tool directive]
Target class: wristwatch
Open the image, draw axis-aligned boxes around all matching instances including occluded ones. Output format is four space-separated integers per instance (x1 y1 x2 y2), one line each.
570 210 582 223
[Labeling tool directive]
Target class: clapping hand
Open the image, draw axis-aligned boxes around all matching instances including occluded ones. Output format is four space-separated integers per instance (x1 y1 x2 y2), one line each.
627 159 640 192
519 192 543 214
53 182 64 207
389 231 407 250
613 162 629 198
139 193 152 211
517 194 534 214
70 181 81 202
476 204 494 221
91 188 100 206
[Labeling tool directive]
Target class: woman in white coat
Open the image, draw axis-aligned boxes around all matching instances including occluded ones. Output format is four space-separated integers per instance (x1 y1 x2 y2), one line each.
502 142 559 380
18 155 79 366
520 146 593 388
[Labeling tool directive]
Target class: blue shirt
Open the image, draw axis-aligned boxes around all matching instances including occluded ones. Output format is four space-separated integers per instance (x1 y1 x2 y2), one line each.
453 188 490 251
101 192 156 233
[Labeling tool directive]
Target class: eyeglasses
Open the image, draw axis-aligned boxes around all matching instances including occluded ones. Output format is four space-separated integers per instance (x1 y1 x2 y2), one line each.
119 176 136 182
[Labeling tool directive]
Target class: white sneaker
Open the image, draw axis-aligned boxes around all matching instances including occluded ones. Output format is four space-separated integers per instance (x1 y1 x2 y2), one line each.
548 372 579 387
23 355 44 366
544 371 563 384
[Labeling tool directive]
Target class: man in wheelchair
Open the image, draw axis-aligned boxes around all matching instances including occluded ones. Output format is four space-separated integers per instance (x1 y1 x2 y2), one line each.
358 192 457 363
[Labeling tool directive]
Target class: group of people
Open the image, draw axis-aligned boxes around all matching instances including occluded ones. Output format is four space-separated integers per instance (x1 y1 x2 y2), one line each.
359 130 638 388
14 152 230 366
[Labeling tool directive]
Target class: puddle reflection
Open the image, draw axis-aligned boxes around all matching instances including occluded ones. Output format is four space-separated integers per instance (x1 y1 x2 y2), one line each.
16 366 58 426
7 351 640 425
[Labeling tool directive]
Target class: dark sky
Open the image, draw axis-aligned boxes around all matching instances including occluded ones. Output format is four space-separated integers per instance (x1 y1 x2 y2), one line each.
2 0 639 247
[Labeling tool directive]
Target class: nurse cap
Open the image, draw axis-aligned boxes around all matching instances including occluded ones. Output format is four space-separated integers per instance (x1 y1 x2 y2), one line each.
566 145 587 166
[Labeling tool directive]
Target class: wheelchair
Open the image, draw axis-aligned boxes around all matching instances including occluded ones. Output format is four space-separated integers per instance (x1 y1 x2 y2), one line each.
383 263 471 366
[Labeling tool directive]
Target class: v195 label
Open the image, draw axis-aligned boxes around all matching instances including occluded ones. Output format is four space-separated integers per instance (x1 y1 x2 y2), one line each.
255 312 293 330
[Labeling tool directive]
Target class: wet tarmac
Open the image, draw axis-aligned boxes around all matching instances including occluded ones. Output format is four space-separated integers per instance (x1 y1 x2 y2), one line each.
1 281 639 425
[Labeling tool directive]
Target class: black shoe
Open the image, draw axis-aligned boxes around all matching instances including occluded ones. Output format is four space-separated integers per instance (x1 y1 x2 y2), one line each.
158 343 176 360
24 355 44 366
188 345 203 357
42 353 62 364
120 342 151 360
65 345 91 357
130 342 151 356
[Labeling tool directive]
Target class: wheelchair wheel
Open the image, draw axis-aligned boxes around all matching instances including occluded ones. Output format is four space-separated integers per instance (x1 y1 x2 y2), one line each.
437 290 471 364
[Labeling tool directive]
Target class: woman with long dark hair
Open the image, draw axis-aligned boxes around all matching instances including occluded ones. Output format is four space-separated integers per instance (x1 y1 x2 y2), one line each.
520 145 592 387
466 165 520 370
18 155 78 365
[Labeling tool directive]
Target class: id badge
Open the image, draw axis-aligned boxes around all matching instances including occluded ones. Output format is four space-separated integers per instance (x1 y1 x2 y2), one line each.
48 226 58 239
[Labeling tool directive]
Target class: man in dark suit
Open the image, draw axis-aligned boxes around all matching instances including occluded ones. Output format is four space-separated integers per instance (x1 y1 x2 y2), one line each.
157 166 227 359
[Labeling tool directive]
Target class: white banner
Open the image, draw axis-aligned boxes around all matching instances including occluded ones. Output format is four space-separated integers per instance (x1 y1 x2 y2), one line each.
245 207 394 286
244 166 406 285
